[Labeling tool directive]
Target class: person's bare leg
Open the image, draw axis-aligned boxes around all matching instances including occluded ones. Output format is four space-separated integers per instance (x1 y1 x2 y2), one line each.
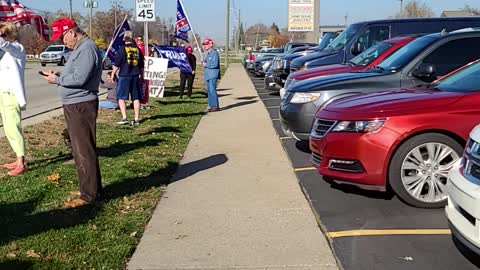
118 100 127 119
133 100 140 121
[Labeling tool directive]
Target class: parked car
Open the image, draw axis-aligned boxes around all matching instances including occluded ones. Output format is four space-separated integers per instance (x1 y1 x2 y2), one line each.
281 30 480 141
248 42 317 71
99 50 112 70
281 35 417 99
290 17 480 73
39 45 71 66
447 123 480 255
273 31 340 87
264 64 280 90
309 58 480 208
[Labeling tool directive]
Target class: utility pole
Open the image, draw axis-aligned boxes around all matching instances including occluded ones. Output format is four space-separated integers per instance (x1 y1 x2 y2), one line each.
226 0 230 67
399 0 403 17
255 25 259 49
68 0 72 19
237 9 241 54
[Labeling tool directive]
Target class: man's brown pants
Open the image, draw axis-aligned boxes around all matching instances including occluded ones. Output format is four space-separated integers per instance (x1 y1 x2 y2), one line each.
63 99 102 203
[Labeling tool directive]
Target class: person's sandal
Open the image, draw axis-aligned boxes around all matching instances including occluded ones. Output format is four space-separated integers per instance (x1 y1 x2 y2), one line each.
8 166 27 176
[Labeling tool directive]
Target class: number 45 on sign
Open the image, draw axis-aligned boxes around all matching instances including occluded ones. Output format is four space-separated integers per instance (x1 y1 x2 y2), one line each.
136 0 155 22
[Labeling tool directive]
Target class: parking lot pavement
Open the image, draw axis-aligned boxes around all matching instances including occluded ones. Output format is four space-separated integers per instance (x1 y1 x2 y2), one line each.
247 74 480 270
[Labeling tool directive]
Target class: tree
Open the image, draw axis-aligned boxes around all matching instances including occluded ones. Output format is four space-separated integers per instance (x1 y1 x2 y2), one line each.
245 23 269 48
462 5 480 16
396 0 435 18
95 38 108 50
19 25 49 55
270 23 280 35
268 34 289 48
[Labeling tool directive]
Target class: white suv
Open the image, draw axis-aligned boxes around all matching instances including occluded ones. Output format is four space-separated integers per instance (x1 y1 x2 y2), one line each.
446 124 480 255
40 45 71 66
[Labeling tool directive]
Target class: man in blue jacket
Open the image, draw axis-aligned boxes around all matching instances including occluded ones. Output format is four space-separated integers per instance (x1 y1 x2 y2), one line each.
202 39 220 112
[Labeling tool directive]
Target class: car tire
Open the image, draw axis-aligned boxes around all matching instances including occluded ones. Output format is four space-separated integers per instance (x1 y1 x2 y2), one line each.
58 57 65 66
388 133 463 208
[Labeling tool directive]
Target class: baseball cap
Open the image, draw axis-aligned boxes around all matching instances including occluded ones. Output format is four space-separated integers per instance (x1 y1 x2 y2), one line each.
124 31 133 40
202 39 214 45
51 18 77 41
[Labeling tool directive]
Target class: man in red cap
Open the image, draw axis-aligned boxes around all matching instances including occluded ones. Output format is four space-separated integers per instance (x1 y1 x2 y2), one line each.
202 38 220 112
42 18 103 208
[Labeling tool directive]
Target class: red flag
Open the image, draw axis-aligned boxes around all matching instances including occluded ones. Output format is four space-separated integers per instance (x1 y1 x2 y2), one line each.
0 0 49 41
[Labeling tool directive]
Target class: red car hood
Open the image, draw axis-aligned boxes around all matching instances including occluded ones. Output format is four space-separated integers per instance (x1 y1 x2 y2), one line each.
323 89 465 117
290 64 364 81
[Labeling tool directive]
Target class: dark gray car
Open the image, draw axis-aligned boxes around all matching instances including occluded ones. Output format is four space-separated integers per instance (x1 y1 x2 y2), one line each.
280 30 480 141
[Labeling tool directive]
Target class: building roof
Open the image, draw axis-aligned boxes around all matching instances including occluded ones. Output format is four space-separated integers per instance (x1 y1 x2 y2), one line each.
441 11 477 17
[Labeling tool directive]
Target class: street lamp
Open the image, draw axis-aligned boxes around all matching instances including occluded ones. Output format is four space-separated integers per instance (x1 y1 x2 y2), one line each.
84 0 98 38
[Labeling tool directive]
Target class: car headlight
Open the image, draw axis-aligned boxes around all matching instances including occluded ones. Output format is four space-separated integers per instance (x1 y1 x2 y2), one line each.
290 92 321 104
332 119 386 133
300 67 308 71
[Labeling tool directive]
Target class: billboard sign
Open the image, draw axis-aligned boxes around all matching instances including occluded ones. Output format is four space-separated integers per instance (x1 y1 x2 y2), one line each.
288 0 315 32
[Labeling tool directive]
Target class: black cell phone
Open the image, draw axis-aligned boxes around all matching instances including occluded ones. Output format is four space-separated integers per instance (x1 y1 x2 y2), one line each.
38 71 48 76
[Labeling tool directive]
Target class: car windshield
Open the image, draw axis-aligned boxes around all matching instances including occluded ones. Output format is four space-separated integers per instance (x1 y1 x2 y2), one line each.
324 24 361 51
436 61 480 92
46 46 64 52
376 35 436 72
267 48 284 53
349 41 394 67
317 32 337 50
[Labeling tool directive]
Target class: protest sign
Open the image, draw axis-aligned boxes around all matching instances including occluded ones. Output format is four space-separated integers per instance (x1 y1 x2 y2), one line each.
144 57 169 98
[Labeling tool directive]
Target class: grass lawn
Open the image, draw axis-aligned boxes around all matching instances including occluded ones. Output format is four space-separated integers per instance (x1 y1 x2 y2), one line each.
0 68 213 269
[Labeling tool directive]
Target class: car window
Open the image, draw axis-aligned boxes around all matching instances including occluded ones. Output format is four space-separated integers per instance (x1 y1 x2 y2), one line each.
349 41 394 67
324 23 362 51
420 37 480 76
437 61 480 92
356 26 390 52
46 46 64 52
377 35 437 72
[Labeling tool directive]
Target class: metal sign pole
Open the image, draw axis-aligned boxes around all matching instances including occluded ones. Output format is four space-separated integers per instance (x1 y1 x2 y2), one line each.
145 21 149 56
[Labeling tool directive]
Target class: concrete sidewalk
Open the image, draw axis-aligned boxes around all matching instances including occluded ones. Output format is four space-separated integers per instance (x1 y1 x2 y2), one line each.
128 64 338 270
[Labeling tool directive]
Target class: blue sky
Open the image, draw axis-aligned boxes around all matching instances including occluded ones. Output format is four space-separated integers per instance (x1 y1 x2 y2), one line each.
22 0 480 45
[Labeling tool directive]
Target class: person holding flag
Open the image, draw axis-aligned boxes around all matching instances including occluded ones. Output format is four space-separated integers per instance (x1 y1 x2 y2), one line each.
202 39 220 112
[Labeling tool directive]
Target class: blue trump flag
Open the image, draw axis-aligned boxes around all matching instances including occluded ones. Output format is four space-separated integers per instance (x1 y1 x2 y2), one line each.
107 19 131 66
154 45 192 74
176 0 191 42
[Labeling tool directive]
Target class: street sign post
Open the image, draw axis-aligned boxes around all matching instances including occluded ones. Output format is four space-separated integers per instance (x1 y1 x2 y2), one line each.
135 0 155 22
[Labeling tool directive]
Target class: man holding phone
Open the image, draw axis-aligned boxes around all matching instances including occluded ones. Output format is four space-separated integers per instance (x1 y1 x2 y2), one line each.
42 18 103 208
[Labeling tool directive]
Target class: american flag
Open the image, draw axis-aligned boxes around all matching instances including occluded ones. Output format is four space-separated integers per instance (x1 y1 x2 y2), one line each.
0 0 49 41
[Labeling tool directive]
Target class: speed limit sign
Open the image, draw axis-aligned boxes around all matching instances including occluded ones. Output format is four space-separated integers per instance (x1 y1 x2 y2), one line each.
136 0 155 22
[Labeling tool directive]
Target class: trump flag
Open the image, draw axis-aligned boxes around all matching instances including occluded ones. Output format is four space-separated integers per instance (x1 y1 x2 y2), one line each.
175 0 191 42
107 19 131 66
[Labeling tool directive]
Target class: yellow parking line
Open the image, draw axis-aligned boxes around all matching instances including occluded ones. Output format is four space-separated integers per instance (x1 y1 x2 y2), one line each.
294 167 317 172
326 229 452 239
266 106 280 109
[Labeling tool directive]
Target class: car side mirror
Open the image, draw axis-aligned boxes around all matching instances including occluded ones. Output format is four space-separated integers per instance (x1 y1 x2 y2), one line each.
351 42 363 56
412 63 437 83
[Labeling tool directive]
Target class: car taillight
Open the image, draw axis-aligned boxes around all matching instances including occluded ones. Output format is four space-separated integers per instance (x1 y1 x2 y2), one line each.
249 53 255 61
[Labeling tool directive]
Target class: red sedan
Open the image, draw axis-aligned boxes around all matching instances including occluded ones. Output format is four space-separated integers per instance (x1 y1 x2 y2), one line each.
286 36 416 86
309 59 480 208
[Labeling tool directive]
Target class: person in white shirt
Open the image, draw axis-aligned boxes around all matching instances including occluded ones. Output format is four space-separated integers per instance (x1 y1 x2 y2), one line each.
0 22 27 176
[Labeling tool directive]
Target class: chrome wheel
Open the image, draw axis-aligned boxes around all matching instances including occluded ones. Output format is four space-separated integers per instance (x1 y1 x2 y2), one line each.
401 142 459 203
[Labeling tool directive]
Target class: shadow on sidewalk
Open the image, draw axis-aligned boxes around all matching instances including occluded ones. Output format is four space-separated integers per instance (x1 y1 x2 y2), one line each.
220 100 257 111
236 96 258 100
170 154 228 184
0 155 227 247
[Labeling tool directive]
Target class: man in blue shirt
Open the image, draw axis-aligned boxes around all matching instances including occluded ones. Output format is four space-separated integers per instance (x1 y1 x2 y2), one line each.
202 39 220 112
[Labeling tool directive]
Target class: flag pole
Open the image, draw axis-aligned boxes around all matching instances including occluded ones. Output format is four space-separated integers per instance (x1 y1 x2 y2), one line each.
103 14 128 63
178 0 204 62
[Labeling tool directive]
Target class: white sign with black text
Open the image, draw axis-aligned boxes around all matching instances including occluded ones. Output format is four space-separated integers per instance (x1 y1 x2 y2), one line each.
136 0 155 22
144 57 169 98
